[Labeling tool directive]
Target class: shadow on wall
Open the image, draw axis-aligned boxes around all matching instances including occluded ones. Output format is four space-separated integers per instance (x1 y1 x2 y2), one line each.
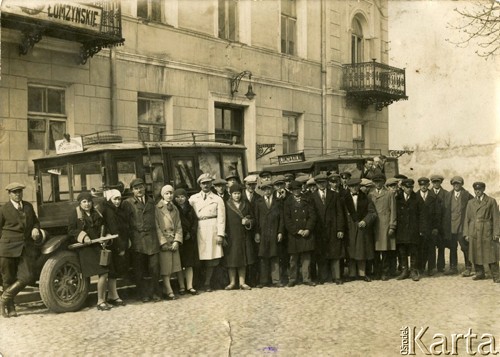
398 143 500 201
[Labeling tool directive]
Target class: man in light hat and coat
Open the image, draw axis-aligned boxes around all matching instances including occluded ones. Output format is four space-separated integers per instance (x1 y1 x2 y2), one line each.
463 182 500 283
368 174 397 280
429 174 448 272
189 173 226 291
442 176 473 276
123 178 161 302
0 183 42 317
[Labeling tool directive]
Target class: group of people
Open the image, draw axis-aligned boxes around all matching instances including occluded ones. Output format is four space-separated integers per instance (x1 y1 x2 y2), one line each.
0 160 499 316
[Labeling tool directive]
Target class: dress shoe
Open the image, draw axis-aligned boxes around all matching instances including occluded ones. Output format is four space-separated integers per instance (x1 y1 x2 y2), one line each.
97 302 112 311
303 281 316 287
166 293 177 300
473 274 486 281
107 298 126 307
287 281 296 288
187 288 199 295
462 269 473 277
240 284 252 290
335 279 343 285
411 271 420 282
381 275 389 281
362 276 372 282
343 277 353 283
256 284 264 289
427 269 435 277
141 296 151 303
178 289 186 295
203 285 213 292
444 268 458 276
225 284 236 290
396 270 410 280
494 278 500 283
151 294 162 302
273 283 284 288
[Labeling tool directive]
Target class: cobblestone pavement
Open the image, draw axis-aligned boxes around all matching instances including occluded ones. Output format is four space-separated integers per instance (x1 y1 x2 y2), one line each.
2 270 500 357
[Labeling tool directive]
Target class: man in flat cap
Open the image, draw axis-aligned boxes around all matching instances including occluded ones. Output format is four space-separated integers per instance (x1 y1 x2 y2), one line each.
310 173 345 284
0 183 41 317
272 175 290 284
429 174 448 273
368 174 397 280
344 178 376 282
189 173 226 291
395 179 424 281
212 178 230 202
463 182 500 283
123 178 161 302
442 176 473 276
328 173 341 193
416 177 441 276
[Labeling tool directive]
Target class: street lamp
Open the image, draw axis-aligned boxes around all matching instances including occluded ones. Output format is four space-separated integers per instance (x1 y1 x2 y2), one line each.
230 70 256 100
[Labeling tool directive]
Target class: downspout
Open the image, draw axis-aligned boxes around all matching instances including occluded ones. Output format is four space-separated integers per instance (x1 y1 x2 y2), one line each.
110 47 117 132
320 0 327 155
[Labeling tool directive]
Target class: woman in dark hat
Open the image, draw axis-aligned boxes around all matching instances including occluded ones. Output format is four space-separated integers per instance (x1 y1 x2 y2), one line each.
173 188 200 295
68 191 110 310
223 183 256 290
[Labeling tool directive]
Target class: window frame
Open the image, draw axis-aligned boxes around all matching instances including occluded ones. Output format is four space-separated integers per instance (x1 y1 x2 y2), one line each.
351 18 364 64
218 0 239 41
214 104 244 144
281 0 296 55
137 96 166 142
137 0 162 22
282 113 299 154
352 123 365 151
27 84 67 152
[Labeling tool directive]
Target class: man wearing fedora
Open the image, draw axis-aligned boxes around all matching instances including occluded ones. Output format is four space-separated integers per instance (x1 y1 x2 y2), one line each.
0 182 42 317
463 182 500 283
189 173 226 291
442 176 473 276
123 178 162 302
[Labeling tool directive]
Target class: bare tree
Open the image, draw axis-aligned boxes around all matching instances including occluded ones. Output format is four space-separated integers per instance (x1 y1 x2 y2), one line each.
448 0 500 58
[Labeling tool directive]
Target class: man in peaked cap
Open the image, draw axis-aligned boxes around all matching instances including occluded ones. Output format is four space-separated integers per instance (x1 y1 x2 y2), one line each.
464 182 500 283
0 183 41 317
428 174 448 273
271 174 290 284
189 173 226 292
212 178 229 202
442 176 473 276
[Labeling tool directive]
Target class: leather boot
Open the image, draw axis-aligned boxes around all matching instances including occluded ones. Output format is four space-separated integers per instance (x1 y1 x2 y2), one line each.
1 281 26 318
7 300 17 317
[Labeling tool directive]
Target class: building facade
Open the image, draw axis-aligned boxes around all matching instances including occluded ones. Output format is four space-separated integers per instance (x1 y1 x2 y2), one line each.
0 0 406 204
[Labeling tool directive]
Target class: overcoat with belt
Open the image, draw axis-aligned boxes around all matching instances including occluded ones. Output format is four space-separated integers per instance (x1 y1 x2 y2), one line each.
368 187 397 251
124 196 160 255
254 195 284 259
344 191 377 260
463 195 500 265
284 195 316 254
311 189 345 260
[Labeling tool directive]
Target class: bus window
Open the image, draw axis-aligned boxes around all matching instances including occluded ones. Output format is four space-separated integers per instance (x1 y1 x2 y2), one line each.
222 154 244 180
117 161 137 188
199 153 221 179
41 166 69 202
172 157 196 189
72 162 102 197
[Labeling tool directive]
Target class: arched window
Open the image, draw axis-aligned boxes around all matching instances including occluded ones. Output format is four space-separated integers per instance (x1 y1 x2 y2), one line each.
351 18 364 63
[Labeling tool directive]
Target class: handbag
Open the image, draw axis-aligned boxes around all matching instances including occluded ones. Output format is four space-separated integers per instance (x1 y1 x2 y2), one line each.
99 247 112 266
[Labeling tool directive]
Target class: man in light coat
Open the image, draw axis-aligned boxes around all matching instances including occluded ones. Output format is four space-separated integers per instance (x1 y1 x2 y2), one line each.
463 182 500 283
368 174 397 281
189 173 226 291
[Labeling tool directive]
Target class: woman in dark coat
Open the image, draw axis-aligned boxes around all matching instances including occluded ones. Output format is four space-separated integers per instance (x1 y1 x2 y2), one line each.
68 191 110 310
101 189 130 306
224 184 256 290
174 188 200 295
254 181 285 287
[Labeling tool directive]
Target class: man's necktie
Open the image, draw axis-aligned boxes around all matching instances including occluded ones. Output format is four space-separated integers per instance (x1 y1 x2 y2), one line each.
266 197 271 209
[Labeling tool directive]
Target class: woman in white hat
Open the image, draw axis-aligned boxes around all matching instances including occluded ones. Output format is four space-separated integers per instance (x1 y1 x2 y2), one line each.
155 185 183 300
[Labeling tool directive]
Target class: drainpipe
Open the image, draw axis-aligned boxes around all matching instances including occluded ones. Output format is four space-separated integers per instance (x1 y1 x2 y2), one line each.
110 47 117 132
320 0 327 155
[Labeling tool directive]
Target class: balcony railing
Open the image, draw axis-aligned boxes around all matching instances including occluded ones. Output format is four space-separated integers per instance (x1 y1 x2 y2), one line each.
1 1 124 64
342 60 408 111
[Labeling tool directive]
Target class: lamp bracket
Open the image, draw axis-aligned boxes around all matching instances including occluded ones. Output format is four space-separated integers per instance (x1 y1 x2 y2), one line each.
231 70 253 96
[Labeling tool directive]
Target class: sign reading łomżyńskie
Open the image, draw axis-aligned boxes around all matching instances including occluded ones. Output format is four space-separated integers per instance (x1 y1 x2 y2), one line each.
2 1 102 32
277 152 306 165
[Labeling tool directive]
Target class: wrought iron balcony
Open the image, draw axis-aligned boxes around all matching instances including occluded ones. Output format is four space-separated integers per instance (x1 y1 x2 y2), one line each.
1 1 124 64
342 60 408 111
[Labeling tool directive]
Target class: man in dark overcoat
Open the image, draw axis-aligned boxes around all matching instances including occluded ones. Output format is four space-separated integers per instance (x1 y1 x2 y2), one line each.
344 178 377 282
428 174 448 272
273 175 290 284
463 182 500 283
254 181 285 287
442 176 474 276
284 181 317 287
123 178 161 302
416 177 441 276
242 174 261 287
396 179 424 281
0 182 42 317
310 174 345 284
